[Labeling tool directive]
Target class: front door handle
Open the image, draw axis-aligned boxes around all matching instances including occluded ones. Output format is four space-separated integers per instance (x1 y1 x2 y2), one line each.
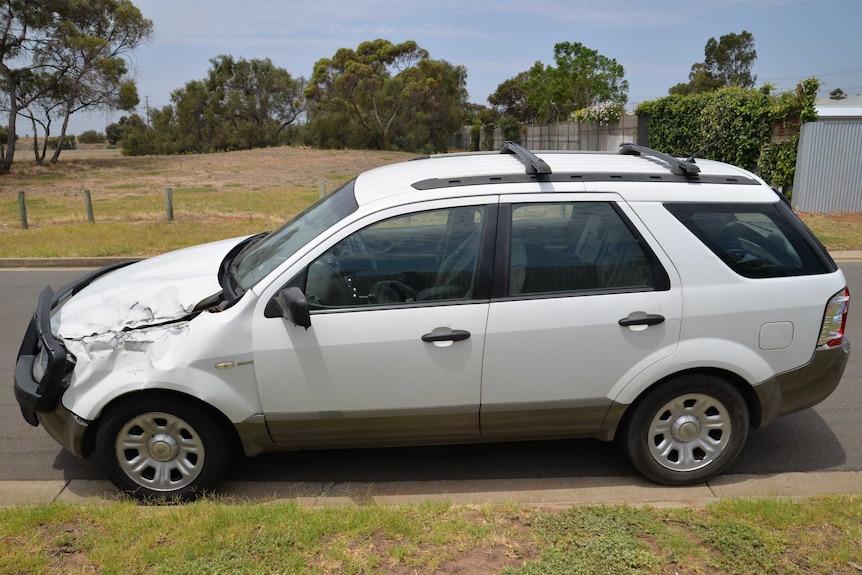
618 312 665 327
422 328 471 343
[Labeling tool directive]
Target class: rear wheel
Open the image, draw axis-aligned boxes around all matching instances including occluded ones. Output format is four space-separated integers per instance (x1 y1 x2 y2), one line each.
622 375 750 485
95 395 231 501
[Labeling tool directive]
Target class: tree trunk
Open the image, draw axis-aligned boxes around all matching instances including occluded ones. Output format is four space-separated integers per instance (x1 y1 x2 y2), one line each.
50 101 74 164
29 115 50 165
0 89 18 174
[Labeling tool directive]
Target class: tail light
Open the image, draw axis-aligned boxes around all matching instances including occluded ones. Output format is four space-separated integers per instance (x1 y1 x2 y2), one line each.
818 286 850 348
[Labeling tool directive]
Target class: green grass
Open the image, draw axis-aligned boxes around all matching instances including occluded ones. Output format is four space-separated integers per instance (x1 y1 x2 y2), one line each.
0 497 859 575
799 213 862 251
1 187 321 257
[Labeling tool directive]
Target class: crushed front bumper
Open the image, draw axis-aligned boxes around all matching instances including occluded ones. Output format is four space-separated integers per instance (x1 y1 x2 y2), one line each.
14 262 135 429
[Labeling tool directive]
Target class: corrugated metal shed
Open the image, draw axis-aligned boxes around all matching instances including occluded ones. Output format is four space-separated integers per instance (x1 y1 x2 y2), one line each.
792 120 862 212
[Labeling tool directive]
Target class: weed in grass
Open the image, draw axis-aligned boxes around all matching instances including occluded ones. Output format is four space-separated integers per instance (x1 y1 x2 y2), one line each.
507 506 662 575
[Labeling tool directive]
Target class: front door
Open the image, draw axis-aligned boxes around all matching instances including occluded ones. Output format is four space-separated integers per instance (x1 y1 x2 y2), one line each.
252 201 495 447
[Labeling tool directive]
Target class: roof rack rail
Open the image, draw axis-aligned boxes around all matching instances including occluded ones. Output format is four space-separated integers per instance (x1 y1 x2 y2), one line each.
618 143 700 178
501 141 552 176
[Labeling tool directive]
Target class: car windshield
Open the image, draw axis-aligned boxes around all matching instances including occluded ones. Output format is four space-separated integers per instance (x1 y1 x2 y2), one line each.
232 180 359 289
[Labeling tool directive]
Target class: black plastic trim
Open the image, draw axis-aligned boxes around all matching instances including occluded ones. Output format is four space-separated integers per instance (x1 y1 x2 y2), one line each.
411 172 759 190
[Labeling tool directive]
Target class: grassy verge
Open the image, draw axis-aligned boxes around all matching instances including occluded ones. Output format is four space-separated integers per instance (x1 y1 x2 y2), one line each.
1 496 860 574
0 146 411 258
0 186 319 258
798 213 862 251
2 148 861 257
4 194 855 258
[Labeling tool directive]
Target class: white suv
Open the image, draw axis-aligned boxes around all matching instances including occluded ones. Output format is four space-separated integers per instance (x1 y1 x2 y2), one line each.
15 143 850 500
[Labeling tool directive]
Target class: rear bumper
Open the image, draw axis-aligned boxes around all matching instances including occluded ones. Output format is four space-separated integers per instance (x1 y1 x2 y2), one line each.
755 341 850 428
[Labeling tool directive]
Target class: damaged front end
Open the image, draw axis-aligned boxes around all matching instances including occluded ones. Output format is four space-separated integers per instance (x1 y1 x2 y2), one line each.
14 263 137 456
14 235 265 461
15 263 136 420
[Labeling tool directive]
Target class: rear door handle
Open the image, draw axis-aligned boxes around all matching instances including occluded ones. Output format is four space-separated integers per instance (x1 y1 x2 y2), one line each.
618 312 665 327
422 328 471 343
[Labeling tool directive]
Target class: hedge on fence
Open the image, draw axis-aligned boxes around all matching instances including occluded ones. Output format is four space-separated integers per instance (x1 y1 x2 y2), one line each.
636 78 819 194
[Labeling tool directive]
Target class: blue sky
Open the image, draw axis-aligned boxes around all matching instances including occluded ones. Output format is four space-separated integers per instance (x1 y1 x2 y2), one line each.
65 0 862 134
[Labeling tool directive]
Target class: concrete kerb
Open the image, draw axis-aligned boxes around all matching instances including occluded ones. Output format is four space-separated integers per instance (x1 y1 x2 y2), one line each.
2 472 861 508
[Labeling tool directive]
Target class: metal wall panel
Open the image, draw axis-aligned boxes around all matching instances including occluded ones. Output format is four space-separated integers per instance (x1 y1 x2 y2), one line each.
793 120 862 212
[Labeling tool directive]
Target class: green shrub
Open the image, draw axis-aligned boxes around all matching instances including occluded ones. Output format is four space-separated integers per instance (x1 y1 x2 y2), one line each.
500 116 521 143
46 136 77 150
470 121 481 151
78 130 106 144
636 78 820 193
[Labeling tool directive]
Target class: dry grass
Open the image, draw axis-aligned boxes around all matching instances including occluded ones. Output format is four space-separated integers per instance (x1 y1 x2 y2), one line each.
1 145 415 257
2 145 861 257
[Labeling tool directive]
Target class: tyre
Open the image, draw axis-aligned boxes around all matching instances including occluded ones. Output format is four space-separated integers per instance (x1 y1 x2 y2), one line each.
95 395 231 501
622 375 750 485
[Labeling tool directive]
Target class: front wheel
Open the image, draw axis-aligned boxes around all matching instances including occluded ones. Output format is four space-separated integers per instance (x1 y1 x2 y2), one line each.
95 396 231 501
622 375 750 485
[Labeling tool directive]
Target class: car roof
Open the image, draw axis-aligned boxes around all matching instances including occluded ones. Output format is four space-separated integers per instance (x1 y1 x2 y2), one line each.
352 144 773 208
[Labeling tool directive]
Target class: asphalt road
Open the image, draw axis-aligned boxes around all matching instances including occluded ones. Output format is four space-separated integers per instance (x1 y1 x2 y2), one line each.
2 266 860 484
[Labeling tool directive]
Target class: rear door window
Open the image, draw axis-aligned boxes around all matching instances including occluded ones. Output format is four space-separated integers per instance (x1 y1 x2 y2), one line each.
665 202 836 278
507 201 669 296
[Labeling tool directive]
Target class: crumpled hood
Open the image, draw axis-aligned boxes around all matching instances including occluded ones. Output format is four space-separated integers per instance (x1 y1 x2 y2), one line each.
53 236 246 339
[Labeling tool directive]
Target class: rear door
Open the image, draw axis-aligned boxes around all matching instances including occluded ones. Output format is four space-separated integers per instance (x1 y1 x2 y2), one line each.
480 194 683 437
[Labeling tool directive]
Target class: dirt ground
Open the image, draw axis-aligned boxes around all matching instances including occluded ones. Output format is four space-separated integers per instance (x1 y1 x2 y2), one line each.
818 212 862 224
4 142 416 198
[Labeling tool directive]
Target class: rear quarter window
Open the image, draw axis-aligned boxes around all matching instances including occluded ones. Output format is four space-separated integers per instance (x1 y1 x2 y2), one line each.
665 202 836 278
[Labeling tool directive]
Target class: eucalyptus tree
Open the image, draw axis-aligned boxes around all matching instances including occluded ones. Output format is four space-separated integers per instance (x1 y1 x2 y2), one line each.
670 31 757 95
205 55 305 149
305 39 467 151
0 0 151 170
490 41 628 124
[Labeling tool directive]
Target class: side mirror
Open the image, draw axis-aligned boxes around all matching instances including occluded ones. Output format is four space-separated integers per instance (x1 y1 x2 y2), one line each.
273 287 311 329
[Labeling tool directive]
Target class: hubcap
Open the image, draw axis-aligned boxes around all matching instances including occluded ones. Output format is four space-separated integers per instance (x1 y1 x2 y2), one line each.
148 434 179 462
116 412 205 492
647 393 732 473
672 415 701 442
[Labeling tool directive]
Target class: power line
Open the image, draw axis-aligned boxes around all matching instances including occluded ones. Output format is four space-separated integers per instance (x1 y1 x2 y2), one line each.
761 67 862 82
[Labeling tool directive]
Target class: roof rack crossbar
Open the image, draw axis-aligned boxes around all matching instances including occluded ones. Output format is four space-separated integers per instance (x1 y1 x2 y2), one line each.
618 143 701 178
501 141 552 175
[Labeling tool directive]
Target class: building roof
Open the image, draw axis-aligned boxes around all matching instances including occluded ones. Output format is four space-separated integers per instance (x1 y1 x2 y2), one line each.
815 95 862 118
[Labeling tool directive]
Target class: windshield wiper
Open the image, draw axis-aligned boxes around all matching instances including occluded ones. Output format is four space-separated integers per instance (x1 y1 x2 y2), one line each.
218 232 269 302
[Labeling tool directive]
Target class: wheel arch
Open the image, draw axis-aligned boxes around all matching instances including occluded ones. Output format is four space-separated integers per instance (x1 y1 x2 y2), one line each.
610 367 763 442
80 389 244 461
